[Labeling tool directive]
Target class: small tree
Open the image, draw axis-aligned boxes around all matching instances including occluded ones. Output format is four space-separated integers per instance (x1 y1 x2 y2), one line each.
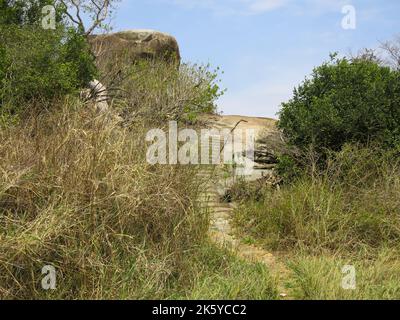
278 54 400 155
0 0 53 25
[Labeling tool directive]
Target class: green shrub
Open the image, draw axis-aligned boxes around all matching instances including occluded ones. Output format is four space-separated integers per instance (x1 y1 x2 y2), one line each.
276 154 302 183
0 0 52 25
0 0 97 114
278 54 400 154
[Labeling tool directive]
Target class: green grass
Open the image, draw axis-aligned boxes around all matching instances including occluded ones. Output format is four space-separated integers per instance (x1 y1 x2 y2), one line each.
288 250 400 300
231 145 400 299
171 244 278 300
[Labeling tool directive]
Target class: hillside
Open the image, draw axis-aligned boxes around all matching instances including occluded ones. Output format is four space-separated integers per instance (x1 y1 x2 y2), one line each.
1 1 400 301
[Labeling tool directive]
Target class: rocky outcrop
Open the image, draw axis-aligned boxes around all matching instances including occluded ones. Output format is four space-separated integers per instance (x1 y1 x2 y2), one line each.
253 130 297 168
89 29 181 70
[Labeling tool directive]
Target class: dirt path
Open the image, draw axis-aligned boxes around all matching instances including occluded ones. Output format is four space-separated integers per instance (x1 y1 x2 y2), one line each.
198 114 293 299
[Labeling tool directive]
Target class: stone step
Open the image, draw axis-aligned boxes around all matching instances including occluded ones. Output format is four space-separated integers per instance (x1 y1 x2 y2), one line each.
207 202 231 208
253 164 276 170
210 220 231 233
212 207 233 213
198 197 219 202
209 231 239 247
211 212 231 220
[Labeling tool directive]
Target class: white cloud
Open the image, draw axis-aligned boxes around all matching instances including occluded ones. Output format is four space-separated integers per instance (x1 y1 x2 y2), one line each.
218 78 301 118
167 0 288 15
165 0 352 16
247 0 288 14
218 83 288 118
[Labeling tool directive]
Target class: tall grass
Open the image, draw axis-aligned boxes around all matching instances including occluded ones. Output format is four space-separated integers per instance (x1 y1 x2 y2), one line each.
0 101 207 299
232 144 400 299
234 145 400 254
287 251 400 300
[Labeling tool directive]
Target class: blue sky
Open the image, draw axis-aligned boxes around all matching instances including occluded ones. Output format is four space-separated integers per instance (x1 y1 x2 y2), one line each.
113 0 400 118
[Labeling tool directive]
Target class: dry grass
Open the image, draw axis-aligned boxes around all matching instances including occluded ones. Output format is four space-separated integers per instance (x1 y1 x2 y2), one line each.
0 100 277 300
0 52 277 299
0 100 207 299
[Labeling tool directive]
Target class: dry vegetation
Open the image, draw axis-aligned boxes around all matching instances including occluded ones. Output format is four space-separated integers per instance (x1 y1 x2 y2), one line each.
0 100 201 298
0 62 276 299
232 145 400 299
0 0 274 301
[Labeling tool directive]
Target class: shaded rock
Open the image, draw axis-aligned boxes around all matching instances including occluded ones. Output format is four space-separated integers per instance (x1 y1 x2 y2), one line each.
252 129 300 167
88 80 109 113
253 150 278 164
81 79 109 113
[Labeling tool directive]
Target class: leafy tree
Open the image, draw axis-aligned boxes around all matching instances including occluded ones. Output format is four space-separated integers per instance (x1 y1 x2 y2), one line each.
0 0 97 113
278 54 400 154
0 0 56 25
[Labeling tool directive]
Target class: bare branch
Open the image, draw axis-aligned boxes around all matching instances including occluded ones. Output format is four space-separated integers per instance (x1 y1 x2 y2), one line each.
57 0 115 36
71 0 85 30
380 34 400 70
59 0 83 28
85 0 110 36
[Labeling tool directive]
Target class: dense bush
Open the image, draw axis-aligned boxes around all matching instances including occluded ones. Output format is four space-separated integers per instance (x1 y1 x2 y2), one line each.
278 54 400 154
0 0 97 114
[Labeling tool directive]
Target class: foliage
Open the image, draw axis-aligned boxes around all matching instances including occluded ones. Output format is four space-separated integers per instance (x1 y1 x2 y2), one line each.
0 0 55 25
116 60 224 124
278 54 400 155
275 154 302 183
0 0 97 114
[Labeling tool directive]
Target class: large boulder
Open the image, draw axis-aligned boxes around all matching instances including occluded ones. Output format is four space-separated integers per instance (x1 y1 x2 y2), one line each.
89 29 181 71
